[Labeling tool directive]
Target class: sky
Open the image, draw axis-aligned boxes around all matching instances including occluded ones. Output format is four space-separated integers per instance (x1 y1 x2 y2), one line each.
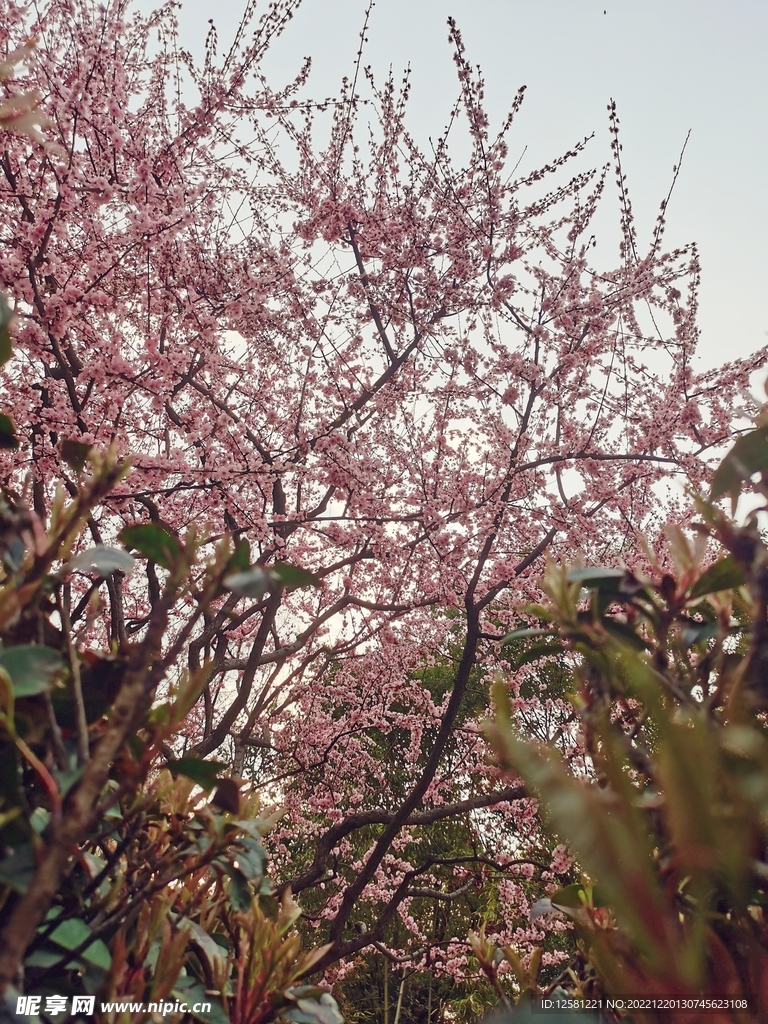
163 0 767 374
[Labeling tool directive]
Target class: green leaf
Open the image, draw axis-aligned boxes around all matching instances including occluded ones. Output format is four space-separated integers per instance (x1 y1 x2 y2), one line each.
60 438 93 472
49 918 111 969
681 621 720 647
166 757 226 791
120 523 180 569
226 539 251 574
225 864 252 911
567 566 645 598
24 949 69 968
48 917 90 948
67 545 135 577
529 885 607 925
548 883 588 908
0 414 18 450
128 734 146 760
502 628 555 643
690 555 745 599
485 682 665 957
173 977 229 1024
30 807 50 834
549 882 607 909
516 643 566 668
233 817 271 839
0 293 12 367
271 562 321 590
0 645 62 697
186 921 228 976
711 426 768 506
224 567 272 599
282 991 344 1024
567 567 626 585
231 837 265 882
0 844 36 892
602 620 649 651
78 939 112 970
54 764 84 797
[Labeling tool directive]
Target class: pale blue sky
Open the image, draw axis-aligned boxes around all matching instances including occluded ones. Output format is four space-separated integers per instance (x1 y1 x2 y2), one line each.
164 0 767 372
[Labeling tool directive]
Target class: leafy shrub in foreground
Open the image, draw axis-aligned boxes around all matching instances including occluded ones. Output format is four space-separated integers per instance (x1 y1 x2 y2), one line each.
483 417 768 1022
0 319 336 1021
0 441 338 1023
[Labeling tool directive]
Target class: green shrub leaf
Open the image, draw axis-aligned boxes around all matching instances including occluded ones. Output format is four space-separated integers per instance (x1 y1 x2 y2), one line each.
225 864 252 911
0 645 63 697
49 917 111 969
173 978 229 1024
166 757 226 791
566 567 626 585
690 555 745 598
711 426 768 507
60 439 93 471
271 563 321 590
515 643 566 668
226 538 251 574
502 628 555 643
282 990 344 1024
120 523 180 569
681 621 720 647
231 837 265 882
0 844 36 892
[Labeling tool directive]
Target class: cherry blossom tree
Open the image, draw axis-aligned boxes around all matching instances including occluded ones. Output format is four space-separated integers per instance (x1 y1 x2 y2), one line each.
0 0 762 982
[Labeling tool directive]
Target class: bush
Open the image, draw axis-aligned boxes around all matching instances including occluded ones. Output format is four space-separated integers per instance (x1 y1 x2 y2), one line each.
0 320 339 1024
483 416 768 1022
